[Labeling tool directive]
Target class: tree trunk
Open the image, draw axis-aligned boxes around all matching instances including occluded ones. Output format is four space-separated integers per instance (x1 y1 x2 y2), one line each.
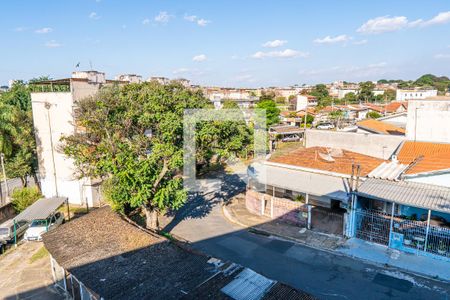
32 173 41 192
143 205 159 230
21 177 27 187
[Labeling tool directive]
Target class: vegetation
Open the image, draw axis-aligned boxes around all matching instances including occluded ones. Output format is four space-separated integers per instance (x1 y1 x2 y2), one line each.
62 82 253 229
310 84 333 107
256 99 280 126
0 81 39 187
29 246 49 264
358 81 375 103
11 186 42 213
367 111 382 119
378 74 450 93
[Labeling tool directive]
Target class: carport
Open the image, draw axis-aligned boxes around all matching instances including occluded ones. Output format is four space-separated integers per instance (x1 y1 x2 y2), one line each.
12 197 68 245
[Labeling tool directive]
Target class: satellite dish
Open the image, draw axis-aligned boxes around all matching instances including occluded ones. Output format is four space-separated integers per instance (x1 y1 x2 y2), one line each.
329 148 344 158
319 152 335 162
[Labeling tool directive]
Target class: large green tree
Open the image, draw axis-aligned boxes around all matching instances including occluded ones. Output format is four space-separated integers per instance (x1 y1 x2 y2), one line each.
358 81 375 103
62 82 253 229
256 99 280 126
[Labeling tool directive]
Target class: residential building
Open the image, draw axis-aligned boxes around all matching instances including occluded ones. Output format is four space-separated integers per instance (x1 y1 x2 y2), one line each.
43 207 314 300
205 88 259 109
115 74 142 83
396 88 438 101
337 88 359 99
356 119 405 136
376 112 408 129
405 96 450 143
148 76 170 85
175 78 191 88
30 71 125 206
293 95 317 111
0 85 8 92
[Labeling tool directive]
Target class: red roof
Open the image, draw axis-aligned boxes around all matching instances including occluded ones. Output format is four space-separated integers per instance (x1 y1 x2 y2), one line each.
398 141 450 174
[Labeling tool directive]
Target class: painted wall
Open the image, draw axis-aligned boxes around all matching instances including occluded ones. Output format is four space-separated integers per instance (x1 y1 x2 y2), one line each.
406 99 450 143
305 130 404 159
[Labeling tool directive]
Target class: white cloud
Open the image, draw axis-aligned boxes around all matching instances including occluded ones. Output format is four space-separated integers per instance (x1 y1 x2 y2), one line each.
89 12 100 20
422 11 450 26
353 39 368 45
357 16 409 34
262 39 287 48
358 11 450 34
14 27 27 32
192 54 207 62
45 40 62 48
142 18 150 25
35 27 53 34
184 14 210 26
252 49 309 59
314 34 351 44
154 11 173 24
435 53 450 59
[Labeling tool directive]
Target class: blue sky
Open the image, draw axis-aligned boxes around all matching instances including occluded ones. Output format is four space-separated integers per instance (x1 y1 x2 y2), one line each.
1 0 449 87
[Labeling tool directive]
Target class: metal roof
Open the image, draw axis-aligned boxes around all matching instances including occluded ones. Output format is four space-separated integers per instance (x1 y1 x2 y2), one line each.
249 162 350 202
221 268 275 300
14 197 67 222
367 161 409 181
357 178 450 214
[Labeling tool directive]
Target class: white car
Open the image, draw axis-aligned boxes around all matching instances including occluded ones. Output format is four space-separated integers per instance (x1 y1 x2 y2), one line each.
24 212 64 241
316 123 335 130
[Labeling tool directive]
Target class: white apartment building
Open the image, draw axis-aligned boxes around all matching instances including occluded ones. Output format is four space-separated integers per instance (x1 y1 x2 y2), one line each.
295 95 318 111
148 76 170 85
405 96 450 143
337 88 359 99
31 71 126 206
115 74 142 83
396 88 437 101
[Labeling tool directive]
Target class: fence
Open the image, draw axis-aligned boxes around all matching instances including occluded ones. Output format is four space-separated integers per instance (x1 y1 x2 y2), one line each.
355 209 450 260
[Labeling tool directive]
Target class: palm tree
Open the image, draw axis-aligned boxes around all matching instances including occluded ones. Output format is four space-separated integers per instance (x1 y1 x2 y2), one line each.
0 102 17 156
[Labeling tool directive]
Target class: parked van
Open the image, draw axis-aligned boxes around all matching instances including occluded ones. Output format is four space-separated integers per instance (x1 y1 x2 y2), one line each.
0 219 29 243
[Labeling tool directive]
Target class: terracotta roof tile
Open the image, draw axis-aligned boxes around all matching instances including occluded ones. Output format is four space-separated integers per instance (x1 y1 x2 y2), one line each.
398 141 450 174
270 146 384 176
357 119 405 135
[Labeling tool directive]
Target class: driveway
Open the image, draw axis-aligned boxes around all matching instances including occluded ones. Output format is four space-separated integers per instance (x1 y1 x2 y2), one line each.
167 173 450 300
0 242 66 300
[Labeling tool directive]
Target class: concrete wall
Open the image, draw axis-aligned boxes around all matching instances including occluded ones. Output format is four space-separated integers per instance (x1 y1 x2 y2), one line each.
405 99 450 143
0 203 15 224
405 173 450 188
305 130 404 159
31 92 101 206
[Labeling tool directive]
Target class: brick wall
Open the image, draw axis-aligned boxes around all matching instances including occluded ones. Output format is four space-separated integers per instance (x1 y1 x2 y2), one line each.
245 189 307 226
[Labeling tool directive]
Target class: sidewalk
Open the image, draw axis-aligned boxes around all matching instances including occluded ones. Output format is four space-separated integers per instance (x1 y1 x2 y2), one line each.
339 238 450 281
222 194 345 251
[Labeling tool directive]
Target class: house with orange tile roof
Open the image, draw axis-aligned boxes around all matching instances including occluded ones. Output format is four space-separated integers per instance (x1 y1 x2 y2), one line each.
356 119 405 136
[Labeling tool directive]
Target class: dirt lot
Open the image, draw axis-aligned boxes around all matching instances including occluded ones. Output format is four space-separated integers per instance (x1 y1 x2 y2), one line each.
0 242 66 300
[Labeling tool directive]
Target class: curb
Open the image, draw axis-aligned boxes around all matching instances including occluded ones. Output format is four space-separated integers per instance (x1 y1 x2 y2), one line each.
221 202 449 284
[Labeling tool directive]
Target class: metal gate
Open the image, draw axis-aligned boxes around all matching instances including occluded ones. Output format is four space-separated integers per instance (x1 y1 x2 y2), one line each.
311 207 344 235
355 210 390 245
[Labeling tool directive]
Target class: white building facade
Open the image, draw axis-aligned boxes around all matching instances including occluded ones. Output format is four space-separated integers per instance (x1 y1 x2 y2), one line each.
396 89 438 101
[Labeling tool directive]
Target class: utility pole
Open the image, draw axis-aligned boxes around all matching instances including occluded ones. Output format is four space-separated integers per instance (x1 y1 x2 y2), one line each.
0 153 8 203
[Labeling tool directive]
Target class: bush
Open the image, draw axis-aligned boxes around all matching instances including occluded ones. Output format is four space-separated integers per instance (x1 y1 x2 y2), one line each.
11 186 42 213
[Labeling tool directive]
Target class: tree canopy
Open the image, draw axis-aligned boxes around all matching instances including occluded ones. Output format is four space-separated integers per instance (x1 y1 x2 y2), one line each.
62 82 253 228
256 99 280 126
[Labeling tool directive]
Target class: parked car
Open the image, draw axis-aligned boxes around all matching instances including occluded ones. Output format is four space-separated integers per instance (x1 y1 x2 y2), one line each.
24 212 64 241
0 219 29 243
316 123 335 130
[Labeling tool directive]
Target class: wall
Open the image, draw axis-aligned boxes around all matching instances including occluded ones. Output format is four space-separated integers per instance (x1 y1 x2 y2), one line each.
405 99 450 143
396 89 437 101
245 189 307 226
405 173 450 189
305 130 404 159
0 203 15 224
31 92 101 206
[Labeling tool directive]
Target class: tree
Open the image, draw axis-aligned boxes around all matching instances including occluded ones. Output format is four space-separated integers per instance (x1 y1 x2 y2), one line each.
383 89 396 102
62 82 253 229
275 96 286 104
310 84 333 107
11 186 41 213
343 92 357 104
301 114 314 125
259 90 276 102
358 81 375 103
256 99 280 126
0 102 17 156
367 111 382 119
1 81 32 111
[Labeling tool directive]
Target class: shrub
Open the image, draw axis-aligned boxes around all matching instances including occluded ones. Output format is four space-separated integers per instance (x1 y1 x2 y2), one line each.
11 186 42 213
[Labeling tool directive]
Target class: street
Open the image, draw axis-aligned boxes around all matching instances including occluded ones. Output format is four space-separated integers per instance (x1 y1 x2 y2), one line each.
166 173 450 300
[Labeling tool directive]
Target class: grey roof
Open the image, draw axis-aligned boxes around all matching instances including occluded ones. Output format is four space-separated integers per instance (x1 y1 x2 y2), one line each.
367 161 409 181
357 178 450 214
14 197 67 222
221 268 275 300
249 162 350 202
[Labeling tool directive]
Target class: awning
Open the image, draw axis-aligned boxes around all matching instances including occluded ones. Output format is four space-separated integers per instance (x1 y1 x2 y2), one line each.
357 178 450 214
248 162 350 202
14 197 68 222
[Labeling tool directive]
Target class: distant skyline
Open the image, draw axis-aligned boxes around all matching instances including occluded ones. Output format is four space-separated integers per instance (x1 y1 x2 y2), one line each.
1 0 449 87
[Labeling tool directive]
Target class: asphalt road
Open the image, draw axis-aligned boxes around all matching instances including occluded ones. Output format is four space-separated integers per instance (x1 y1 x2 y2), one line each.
167 174 450 300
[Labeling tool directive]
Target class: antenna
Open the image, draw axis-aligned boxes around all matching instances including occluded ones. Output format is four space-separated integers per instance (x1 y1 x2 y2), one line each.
89 60 93 70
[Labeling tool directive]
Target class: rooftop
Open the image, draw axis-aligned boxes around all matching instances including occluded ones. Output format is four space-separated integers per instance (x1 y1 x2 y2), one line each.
358 178 450 214
397 141 450 175
356 119 405 135
43 207 313 299
269 146 385 176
